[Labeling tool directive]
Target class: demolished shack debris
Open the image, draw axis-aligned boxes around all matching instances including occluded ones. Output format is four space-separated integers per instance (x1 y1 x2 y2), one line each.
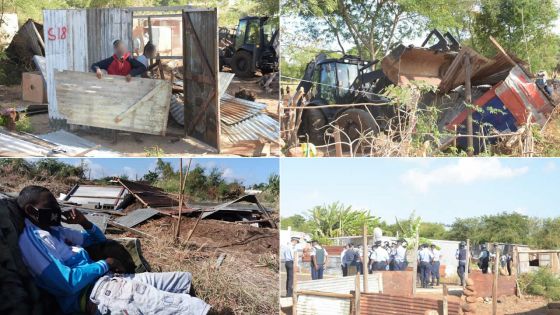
62 179 276 228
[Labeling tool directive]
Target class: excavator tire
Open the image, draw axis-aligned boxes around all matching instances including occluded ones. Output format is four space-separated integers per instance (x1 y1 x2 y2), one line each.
335 108 379 154
302 108 327 145
231 50 254 78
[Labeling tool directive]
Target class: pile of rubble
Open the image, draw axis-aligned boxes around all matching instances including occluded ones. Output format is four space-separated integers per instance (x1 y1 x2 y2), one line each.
460 278 479 314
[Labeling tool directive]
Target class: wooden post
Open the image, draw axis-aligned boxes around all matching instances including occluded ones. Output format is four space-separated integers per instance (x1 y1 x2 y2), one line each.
464 55 474 157
493 246 500 315
465 239 470 288
174 158 183 240
442 284 449 315
412 227 419 295
355 273 361 315
334 127 343 157
453 125 457 149
363 224 369 293
157 53 164 79
147 17 154 67
293 250 298 315
176 159 192 240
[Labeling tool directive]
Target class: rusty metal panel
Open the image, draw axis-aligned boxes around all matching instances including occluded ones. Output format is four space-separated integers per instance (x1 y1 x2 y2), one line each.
359 293 461 315
183 9 219 150
470 270 516 297
87 8 133 66
44 9 88 120
117 178 179 208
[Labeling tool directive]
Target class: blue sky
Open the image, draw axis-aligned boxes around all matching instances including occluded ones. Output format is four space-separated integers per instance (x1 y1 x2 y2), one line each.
48 158 278 186
280 158 560 225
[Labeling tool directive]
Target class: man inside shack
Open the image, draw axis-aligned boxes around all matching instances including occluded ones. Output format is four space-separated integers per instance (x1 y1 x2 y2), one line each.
91 39 147 82
16 185 211 315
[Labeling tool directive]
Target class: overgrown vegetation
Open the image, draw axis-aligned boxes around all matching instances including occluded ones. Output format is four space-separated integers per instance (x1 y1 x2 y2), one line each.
282 0 560 80
0 112 32 132
143 159 279 204
2 0 277 25
281 203 560 249
519 267 560 300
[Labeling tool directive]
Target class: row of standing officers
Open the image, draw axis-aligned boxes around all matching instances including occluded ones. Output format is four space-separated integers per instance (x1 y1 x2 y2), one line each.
282 237 498 297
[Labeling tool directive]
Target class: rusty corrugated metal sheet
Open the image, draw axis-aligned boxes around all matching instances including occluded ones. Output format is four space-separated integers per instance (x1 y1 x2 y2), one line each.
359 293 461 315
170 92 279 143
116 178 179 208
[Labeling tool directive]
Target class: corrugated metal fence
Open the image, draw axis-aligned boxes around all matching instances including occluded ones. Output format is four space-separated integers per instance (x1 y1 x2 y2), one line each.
44 8 134 121
296 274 383 315
359 293 461 315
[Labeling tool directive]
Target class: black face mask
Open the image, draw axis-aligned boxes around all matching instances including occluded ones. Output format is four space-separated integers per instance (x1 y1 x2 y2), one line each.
29 206 62 227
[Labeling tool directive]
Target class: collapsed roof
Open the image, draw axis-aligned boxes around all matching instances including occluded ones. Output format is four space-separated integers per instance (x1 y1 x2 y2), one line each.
61 179 276 228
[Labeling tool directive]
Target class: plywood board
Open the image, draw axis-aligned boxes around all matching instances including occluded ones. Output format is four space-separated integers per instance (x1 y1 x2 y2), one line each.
22 72 47 103
183 9 219 150
55 70 172 135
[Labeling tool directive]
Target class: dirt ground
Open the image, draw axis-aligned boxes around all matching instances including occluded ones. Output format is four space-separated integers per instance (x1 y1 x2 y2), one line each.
226 74 279 119
116 216 280 315
475 295 549 315
0 73 280 156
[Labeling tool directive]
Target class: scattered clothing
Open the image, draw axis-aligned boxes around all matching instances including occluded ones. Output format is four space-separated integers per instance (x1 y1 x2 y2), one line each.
91 272 210 315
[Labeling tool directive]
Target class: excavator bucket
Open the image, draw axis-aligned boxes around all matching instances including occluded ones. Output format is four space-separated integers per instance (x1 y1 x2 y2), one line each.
381 44 456 87
381 29 462 87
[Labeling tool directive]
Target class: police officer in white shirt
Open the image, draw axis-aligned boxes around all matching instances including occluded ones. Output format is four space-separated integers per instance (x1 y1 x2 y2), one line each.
371 241 389 271
430 244 442 286
394 239 407 271
282 237 299 297
417 243 434 288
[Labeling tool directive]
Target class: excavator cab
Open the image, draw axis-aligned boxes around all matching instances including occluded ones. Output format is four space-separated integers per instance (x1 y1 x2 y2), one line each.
303 55 373 107
220 16 278 77
297 55 389 146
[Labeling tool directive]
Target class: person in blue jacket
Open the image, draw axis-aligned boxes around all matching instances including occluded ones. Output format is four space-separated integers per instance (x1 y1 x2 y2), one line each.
17 185 210 315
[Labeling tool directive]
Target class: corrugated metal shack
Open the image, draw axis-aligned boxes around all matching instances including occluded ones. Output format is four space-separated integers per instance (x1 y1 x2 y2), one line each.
43 6 220 149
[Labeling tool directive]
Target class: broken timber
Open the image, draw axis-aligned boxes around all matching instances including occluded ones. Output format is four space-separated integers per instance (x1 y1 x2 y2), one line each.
55 70 172 135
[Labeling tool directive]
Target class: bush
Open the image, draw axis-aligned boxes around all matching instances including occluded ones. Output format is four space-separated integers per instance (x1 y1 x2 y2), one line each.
0 112 33 133
519 267 560 300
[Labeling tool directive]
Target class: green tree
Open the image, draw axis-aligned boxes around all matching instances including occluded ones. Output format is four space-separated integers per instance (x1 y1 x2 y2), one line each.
155 159 175 180
472 0 560 72
283 0 474 60
419 222 447 239
142 170 159 183
306 202 380 243
280 214 309 231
